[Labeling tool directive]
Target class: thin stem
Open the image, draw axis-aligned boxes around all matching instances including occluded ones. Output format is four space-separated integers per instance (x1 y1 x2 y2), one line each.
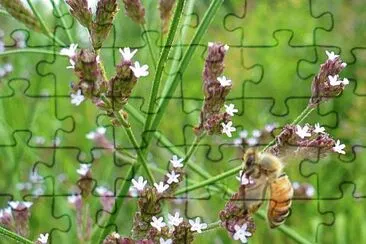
143 0 224 149
141 24 157 70
142 0 186 135
183 134 205 167
174 165 242 195
49 0 74 43
0 226 33 244
0 48 63 57
26 0 66 46
114 111 155 184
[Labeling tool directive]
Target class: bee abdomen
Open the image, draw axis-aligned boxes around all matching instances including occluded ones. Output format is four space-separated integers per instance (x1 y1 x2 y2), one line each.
267 174 294 228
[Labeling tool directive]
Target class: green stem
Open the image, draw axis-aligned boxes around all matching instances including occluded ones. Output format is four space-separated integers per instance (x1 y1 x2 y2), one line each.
141 24 157 70
0 226 33 244
114 111 155 184
183 134 205 167
143 0 224 149
26 0 66 46
0 48 63 57
142 0 186 135
49 0 74 43
174 165 242 195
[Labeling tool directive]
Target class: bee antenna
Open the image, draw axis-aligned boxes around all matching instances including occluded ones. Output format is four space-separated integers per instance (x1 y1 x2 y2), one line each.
228 157 242 163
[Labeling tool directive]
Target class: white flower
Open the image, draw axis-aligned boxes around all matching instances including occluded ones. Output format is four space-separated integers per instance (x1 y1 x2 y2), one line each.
168 212 183 226
341 78 349 85
4 63 13 73
86 127 106 139
95 186 109 196
252 129 261 138
166 171 180 184
325 50 339 61
154 181 169 193
208 42 214 47
234 138 242 146
224 44 229 51
66 59 75 69
333 140 346 154
236 171 253 185
29 169 43 183
239 130 248 138
60 44 78 57
233 223 252 243
67 194 81 204
314 123 325 134
341 62 347 68
150 216 166 231
159 238 172 244
265 123 276 132
328 75 341 86
247 137 258 146
292 181 300 190
224 104 238 116
37 233 49 244
306 186 315 197
221 121 236 137
217 76 232 87
119 47 137 61
131 176 147 191
70 89 85 106
76 164 91 176
295 125 311 139
8 201 33 209
170 155 184 168
189 217 207 233
130 61 149 78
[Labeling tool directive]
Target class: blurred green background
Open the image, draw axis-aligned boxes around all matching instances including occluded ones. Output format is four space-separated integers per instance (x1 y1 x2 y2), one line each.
1 0 366 243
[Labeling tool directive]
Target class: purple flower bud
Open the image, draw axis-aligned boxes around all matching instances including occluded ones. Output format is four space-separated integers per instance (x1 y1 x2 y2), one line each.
66 0 93 28
8 201 33 237
159 0 176 33
122 0 146 24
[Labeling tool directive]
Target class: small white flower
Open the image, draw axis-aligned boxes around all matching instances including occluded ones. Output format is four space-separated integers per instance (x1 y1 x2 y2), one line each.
341 78 349 85
328 75 341 86
154 181 169 193
341 62 347 68
166 171 180 184
221 121 236 137
233 223 252 243
130 61 149 78
306 186 315 197
314 123 325 134
60 44 78 57
208 42 214 47
119 47 137 61
217 76 232 87
224 104 238 116
4 63 13 73
325 50 339 61
159 238 172 244
29 170 43 183
66 59 75 69
295 125 311 139
252 129 261 138
168 212 183 226
234 138 242 146
333 140 346 154
131 176 147 191
8 201 33 209
67 194 81 204
189 217 207 233
236 171 254 185
111 232 120 239
71 89 85 106
292 181 300 190
34 136 46 145
150 216 166 232
224 44 229 51
37 233 49 244
246 137 258 146
76 164 91 176
95 186 108 195
265 123 276 132
240 130 248 138
170 155 184 168
86 127 106 139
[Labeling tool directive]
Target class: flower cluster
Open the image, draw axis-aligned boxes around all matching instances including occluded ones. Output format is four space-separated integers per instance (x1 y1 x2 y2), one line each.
15 169 45 198
122 0 146 24
234 123 278 149
194 42 236 137
86 127 114 152
267 123 346 160
76 163 93 198
159 0 176 33
309 50 349 106
292 182 315 200
68 193 92 242
0 201 33 237
95 186 115 212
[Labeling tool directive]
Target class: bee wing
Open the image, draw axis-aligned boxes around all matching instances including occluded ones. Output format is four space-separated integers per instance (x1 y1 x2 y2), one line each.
267 174 294 228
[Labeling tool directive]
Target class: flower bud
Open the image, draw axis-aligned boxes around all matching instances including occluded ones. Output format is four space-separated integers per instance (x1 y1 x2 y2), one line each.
122 0 145 24
66 0 93 28
8 201 33 237
159 0 176 33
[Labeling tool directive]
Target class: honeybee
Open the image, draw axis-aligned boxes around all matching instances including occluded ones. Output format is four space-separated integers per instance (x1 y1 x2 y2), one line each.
240 149 293 228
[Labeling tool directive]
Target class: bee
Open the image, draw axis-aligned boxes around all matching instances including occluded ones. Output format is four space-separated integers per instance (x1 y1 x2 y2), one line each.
240 149 294 228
